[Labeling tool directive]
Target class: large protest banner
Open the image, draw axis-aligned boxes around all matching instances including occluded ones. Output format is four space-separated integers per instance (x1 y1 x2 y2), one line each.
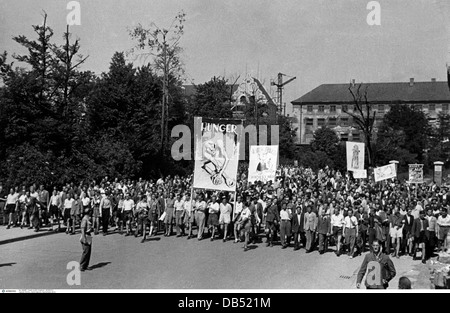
346 141 365 172
193 117 243 192
248 145 278 183
374 164 397 182
409 164 424 184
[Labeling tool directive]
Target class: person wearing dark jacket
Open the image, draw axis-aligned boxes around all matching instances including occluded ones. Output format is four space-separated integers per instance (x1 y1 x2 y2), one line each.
317 211 331 254
401 208 415 256
264 198 280 247
411 210 429 263
291 204 305 251
356 239 396 289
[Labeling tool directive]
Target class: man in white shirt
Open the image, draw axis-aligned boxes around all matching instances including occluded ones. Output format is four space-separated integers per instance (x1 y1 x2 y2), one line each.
343 209 359 258
63 195 74 234
123 194 135 236
208 196 220 241
183 194 194 239
48 190 62 232
219 197 232 242
412 200 423 219
233 195 243 243
331 208 345 256
195 194 207 240
174 194 185 237
5 188 19 229
279 204 292 249
437 209 450 252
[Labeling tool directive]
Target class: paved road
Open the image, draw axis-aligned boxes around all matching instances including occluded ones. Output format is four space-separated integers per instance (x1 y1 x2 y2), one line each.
0 228 432 290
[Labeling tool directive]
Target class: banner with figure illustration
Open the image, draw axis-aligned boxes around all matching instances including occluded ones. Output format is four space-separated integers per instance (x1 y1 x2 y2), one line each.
346 141 365 172
248 145 278 184
374 164 397 182
193 117 243 192
409 164 424 184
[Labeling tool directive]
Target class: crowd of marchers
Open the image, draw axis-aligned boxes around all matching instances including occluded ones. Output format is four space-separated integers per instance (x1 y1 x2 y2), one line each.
1 165 449 261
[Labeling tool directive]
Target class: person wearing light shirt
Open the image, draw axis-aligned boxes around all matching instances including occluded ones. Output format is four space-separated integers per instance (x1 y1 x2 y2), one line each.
219 197 232 242
238 204 253 251
5 188 19 229
123 195 135 236
48 190 62 232
411 201 423 219
437 209 450 252
233 196 244 243
207 196 220 241
331 208 345 256
343 209 358 259
174 194 185 237
425 208 437 260
279 205 292 249
183 194 194 239
195 195 207 240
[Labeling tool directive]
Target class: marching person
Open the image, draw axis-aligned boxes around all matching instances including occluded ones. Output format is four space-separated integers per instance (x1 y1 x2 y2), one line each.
356 239 396 289
183 193 194 239
99 192 113 236
304 205 318 253
219 196 232 242
70 193 82 235
207 195 220 241
164 192 175 237
233 195 244 243
123 193 135 236
195 194 207 240
174 194 185 237
331 207 344 256
389 209 404 259
264 198 279 247
5 188 18 229
63 193 74 234
343 209 358 258
279 203 292 249
411 210 429 264
291 204 305 251
135 195 149 242
437 208 450 253
48 189 62 232
317 211 331 255
237 201 253 252
80 208 93 272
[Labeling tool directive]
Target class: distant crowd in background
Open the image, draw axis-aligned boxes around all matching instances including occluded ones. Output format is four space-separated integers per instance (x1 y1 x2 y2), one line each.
1 164 450 262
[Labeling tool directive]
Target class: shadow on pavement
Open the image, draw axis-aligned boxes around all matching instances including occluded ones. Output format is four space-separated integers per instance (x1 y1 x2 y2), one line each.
147 237 161 241
247 245 258 250
0 262 16 268
89 262 111 270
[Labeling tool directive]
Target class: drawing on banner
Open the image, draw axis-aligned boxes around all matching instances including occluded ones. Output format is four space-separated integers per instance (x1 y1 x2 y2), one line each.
248 145 278 183
374 164 396 182
346 142 365 171
193 117 242 191
409 164 424 184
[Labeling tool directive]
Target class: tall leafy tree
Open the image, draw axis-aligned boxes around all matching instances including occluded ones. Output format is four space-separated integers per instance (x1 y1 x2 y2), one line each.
128 11 186 156
376 104 431 166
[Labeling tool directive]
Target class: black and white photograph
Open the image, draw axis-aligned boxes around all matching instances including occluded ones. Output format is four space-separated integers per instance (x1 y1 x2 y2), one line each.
1 0 450 295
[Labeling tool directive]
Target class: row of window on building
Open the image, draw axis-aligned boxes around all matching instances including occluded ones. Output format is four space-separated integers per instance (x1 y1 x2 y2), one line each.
304 132 361 143
304 116 383 127
305 103 450 113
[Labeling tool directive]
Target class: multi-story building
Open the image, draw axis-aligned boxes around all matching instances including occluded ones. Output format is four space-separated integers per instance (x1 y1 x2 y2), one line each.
291 78 450 145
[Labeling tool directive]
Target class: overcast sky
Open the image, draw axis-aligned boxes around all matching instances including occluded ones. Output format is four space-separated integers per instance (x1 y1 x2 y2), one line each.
1 0 449 114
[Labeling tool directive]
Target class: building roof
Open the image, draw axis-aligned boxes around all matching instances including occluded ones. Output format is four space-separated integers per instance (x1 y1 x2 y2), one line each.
253 78 277 107
292 81 450 105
